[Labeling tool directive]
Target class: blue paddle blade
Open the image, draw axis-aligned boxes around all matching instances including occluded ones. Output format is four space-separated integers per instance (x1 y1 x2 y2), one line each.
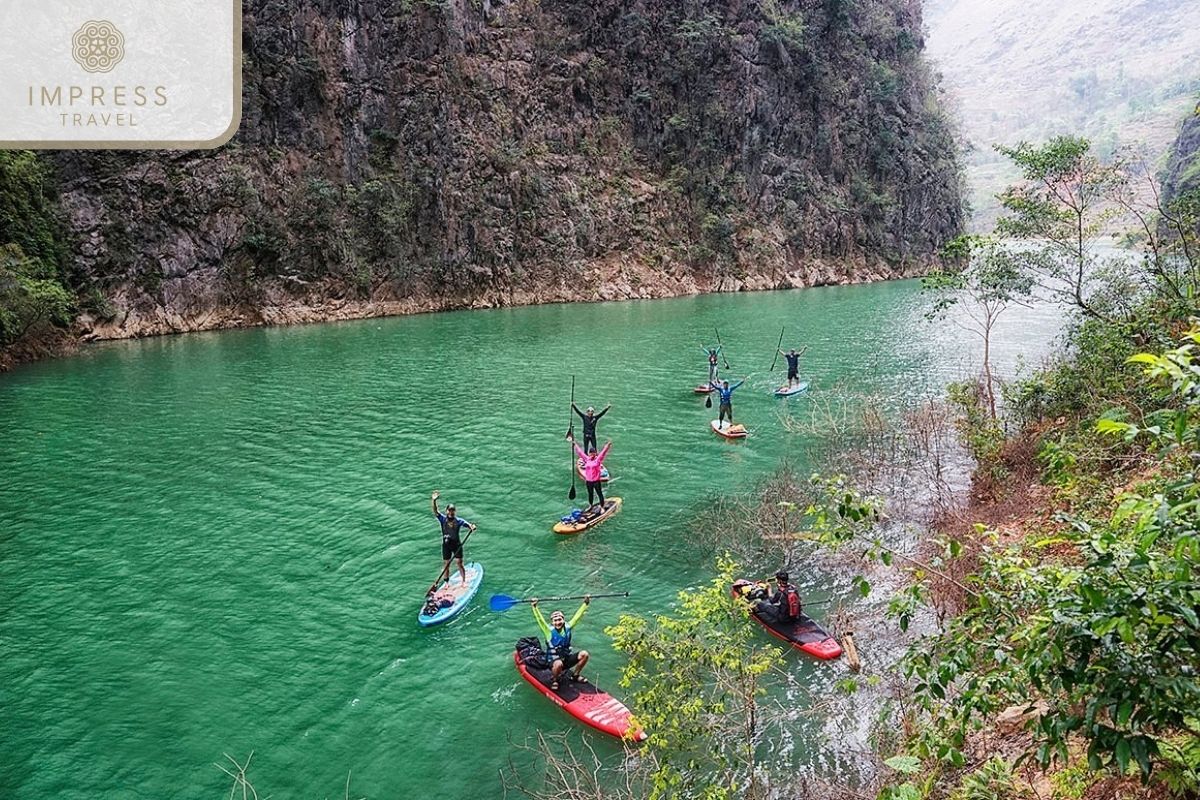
488 594 520 612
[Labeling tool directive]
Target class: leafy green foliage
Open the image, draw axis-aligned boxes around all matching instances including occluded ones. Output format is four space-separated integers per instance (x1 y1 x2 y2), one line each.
0 152 73 349
994 137 1129 321
606 558 783 800
900 331 1200 780
951 758 1029 800
0 244 73 346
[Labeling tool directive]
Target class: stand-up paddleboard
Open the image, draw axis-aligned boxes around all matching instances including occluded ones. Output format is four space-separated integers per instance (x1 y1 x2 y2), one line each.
731 579 842 660
774 382 809 397
553 498 623 535
711 419 749 439
694 384 715 394
577 458 610 482
418 562 484 627
513 643 646 741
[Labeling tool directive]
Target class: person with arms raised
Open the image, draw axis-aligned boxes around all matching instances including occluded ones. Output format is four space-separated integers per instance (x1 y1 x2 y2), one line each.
570 433 612 514
431 491 476 587
532 595 591 690
778 346 807 389
571 402 611 453
710 377 745 428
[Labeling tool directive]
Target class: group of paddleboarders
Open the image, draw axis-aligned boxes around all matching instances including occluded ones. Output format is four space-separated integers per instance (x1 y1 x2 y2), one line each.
422 339 812 691
702 340 807 429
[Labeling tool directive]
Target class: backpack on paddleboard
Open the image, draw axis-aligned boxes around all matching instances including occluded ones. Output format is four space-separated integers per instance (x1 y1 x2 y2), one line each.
784 588 802 618
516 636 548 669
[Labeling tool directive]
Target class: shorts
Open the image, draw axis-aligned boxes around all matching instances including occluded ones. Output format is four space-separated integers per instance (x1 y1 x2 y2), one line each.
552 651 582 669
787 367 799 380
442 538 463 560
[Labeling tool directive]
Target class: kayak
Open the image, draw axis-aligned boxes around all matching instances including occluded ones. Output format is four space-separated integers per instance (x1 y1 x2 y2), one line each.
774 382 809 397
711 419 749 439
731 579 843 660
694 384 715 394
577 458 610 483
418 562 484 627
553 497 623 535
513 643 646 741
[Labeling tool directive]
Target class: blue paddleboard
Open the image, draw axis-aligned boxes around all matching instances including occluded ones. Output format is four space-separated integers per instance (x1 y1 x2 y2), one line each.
418 562 484 627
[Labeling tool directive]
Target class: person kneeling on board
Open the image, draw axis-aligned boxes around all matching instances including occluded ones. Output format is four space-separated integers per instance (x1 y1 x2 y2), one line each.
570 433 612 514
710 378 745 427
755 571 803 624
431 491 476 586
572 402 611 453
532 595 591 690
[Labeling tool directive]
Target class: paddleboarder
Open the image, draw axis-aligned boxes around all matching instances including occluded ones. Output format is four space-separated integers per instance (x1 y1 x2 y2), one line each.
571 402 611 453
431 491 476 587
701 344 722 384
754 570 803 623
778 346 807 389
532 595 591 690
709 377 745 427
570 433 612 514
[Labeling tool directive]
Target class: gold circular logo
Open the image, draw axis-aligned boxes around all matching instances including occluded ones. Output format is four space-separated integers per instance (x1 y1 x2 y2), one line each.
72 20 125 73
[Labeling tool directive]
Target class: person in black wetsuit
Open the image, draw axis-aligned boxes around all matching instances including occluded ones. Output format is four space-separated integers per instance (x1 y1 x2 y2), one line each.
431 491 476 586
571 403 611 453
755 571 803 624
777 346 807 389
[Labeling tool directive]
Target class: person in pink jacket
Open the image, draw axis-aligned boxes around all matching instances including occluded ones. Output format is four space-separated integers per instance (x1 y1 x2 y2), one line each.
569 433 612 514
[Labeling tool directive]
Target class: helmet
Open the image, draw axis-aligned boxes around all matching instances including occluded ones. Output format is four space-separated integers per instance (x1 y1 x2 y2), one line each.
775 570 789 582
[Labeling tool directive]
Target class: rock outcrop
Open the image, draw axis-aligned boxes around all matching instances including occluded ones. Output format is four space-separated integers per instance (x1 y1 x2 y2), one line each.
44 0 963 342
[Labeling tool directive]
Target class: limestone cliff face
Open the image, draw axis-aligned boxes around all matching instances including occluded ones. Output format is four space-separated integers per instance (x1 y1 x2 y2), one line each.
1163 103 1200 203
51 0 963 340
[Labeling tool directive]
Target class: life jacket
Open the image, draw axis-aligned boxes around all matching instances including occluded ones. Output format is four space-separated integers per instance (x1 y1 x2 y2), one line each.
784 586 801 619
440 516 463 543
547 624 572 659
709 351 718 365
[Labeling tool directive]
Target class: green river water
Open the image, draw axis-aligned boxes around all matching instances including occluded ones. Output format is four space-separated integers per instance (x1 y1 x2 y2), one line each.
0 282 1063 798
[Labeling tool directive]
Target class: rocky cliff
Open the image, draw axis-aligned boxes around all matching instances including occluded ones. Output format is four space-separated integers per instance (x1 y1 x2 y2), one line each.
1163 102 1200 203
6 0 963 351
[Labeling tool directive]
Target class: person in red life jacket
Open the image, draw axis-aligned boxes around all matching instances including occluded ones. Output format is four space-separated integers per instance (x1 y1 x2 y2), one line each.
431 491 476 586
701 344 723 384
569 433 612 515
755 570 803 623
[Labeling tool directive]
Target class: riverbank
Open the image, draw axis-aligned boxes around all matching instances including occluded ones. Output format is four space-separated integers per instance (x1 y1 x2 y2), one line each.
2 254 921 372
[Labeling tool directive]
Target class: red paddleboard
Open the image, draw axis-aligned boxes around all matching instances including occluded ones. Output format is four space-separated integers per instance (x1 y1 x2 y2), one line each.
731 580 842 660
711 419 749 439
694 384 715 394
513 650 646 741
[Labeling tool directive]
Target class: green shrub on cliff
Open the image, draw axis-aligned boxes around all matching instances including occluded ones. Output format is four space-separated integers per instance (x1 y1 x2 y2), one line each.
0 244 73 347
0 152 72 349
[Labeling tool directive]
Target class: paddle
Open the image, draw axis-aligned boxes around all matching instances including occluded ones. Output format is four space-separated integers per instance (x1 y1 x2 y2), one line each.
425 523 477 596
770 326 785 371
705 384 713 409
568 375 577 501
489 591 630 612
